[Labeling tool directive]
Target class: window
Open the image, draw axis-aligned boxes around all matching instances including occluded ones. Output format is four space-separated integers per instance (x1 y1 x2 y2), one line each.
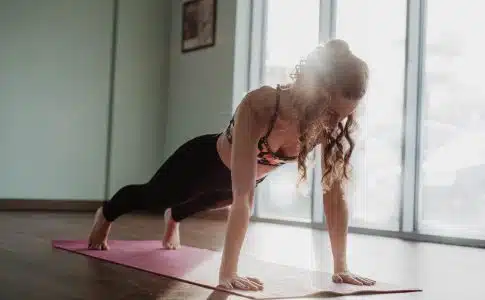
251 0 485 247
417 0 485 239
254 0 320 222
260 0 320 87
334 0 407 230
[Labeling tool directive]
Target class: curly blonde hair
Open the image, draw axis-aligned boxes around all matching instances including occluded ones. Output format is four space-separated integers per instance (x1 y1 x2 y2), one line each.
289 39 368 192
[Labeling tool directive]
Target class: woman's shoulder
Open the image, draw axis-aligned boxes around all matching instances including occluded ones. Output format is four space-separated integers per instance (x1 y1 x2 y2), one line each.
237 85 279 120
243 85 275 103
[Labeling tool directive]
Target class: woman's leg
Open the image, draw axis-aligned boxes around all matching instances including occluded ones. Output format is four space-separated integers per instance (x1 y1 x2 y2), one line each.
87 183 149 250
171 190 233 222
162 176 266 249
167 175 268 223
159 135 235 249
162 190 233 249
88 134 223 250
101 184 149 222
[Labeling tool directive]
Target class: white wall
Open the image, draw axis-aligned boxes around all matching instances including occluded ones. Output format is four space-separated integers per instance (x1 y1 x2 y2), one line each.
0 0 250 200
108 0 170 197
0 0 113 199
163 0 251 157
0 0 171 200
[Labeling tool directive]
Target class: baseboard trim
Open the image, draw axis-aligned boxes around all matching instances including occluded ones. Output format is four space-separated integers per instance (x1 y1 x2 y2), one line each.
0 199 103 212
0 199 230 221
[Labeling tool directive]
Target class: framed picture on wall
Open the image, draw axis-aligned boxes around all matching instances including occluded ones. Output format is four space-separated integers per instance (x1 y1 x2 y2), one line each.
181 0 217 53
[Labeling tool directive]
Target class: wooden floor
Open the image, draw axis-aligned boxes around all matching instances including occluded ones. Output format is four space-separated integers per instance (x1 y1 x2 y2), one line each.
0 211 484 300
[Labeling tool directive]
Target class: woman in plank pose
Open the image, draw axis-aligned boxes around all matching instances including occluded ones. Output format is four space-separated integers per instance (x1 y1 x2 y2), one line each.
88 39 375 290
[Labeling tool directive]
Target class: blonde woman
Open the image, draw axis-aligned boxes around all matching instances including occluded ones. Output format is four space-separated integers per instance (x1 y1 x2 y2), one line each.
88 39 376 290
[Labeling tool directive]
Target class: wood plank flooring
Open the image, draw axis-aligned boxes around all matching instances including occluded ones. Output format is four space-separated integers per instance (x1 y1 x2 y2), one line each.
0 211 483 299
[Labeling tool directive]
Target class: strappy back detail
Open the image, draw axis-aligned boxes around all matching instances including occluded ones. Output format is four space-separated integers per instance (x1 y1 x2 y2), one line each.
225 85 297 167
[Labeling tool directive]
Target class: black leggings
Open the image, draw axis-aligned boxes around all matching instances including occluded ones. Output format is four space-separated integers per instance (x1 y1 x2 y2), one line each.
102 133 262 222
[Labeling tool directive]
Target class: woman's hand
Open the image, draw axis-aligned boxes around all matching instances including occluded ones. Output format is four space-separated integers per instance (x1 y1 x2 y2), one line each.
332 271 376 286
218 275 264 291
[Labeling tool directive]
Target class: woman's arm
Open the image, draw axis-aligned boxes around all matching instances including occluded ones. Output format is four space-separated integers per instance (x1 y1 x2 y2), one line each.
321 148 376 286
218 89 267 290
323 180 349 273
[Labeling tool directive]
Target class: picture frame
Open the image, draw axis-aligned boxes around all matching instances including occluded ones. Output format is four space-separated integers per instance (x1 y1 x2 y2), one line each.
181 0 217 53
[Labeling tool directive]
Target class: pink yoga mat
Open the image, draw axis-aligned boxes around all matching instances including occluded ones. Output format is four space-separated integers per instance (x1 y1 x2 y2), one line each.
52 240 421 299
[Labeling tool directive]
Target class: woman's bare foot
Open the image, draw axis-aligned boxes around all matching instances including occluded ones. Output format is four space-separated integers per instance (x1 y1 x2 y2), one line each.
162 208 181 250
88 207 111 250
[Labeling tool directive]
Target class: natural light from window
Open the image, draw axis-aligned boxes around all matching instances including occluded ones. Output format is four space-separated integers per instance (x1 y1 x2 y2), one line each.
256 0 319 222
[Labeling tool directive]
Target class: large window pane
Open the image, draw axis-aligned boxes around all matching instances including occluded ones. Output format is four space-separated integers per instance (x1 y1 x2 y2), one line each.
335 0 407 230
418 1 485 239
256 0 320 222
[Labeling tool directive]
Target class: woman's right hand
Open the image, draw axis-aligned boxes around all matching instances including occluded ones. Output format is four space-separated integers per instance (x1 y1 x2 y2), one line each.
218 275 264 291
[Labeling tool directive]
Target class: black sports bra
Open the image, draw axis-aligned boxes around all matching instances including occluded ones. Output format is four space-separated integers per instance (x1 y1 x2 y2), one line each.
224 85 297 167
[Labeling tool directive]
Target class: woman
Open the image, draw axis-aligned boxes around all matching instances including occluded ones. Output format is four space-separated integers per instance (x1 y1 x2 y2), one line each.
88 39 376 290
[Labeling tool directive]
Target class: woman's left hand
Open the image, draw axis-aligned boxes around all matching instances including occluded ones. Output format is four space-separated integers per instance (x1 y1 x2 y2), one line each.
332 271 376 286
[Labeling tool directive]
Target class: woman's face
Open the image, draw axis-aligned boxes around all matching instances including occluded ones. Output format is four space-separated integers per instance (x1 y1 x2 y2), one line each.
310 89 361 131
328 93 360 124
